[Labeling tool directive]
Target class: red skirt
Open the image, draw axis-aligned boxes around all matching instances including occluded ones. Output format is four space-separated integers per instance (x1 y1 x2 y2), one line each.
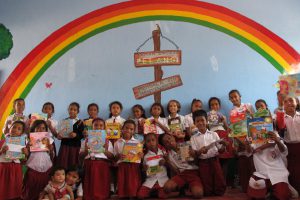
22 167 52 200
83 159 111 200
117 162 141 198
0 162 22 199
56 144 80 169
286 142 300 193
215 130 234 159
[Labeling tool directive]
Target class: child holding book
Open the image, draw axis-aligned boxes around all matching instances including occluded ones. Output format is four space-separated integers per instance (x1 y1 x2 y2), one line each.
114 119 143 198
191 110 226 196
167 100 186 141
56 102 84 169
22 120 54 200
2 98 29 134
147 103 169 135
83 103 99 137
184 98 203 137
160 133 203 199
0 121 28 200
39 166 74 200
80 118 114 200
137 133 176 199
229 89 255 192
131 104 146 143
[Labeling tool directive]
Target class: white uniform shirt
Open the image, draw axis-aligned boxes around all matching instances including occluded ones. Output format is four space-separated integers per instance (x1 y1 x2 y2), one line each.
147 116 169 135
168 149 198 172
168 114 186 132
251 140 289 185
2 113 29 134
283 112 300 143
113 137 141 163
142 149 169 188
184 113 194 129
106 116 126 126
191 130 220 159
79 138 113 160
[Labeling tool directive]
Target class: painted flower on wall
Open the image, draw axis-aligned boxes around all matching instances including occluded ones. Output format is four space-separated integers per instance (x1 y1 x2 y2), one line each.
0 24 13 60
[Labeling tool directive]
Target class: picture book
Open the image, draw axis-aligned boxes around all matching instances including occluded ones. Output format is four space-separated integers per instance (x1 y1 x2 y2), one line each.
29 132 51 152
12 115 25 122
229 105 248 124
168 118 183 134
84 119 93 131
122 142 143 163
143 119 157 134
228 120 248 138
30 113 47 125
146 155 163 176
178 141 194 162
87 130 106 153
248 117 273 144
207 111 223 129
279 73 300 97
58 119 73 138
5 135 27 160
253 109 271 118
106 123 121 139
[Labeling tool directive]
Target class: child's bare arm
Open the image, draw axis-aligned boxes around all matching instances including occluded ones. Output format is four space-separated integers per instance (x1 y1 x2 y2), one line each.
67 185 74 200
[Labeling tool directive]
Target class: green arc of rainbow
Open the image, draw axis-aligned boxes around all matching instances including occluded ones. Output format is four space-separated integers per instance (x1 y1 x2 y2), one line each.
0 0 299 135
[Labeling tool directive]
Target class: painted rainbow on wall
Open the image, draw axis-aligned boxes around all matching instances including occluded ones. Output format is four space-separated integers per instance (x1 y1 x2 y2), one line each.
0 0 299 134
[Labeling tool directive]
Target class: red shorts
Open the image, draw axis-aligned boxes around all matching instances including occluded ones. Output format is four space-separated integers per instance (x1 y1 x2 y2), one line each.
171 169 203 189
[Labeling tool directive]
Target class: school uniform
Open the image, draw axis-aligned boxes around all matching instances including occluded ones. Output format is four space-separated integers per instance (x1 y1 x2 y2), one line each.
56 118 84 169
0 137 25 200
191 130 226 196
133 118 145 143
283 112 300 193
114 137 141 198
81 139 113 200
48 117 58 157
105 116 126 126
147 116 169 135
2 113 29 134
137 149 168 199
167 148 203 191
247 139 290 199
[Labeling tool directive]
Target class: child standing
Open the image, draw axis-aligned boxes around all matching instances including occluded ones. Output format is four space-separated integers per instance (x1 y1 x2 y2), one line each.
2 98 29 134
56 102 84 169
83 103 99 136
106 101 125 126
137 133 172 199
167 100 185 141
148 103 169 135
80 118 114 200
184 99 203 137
161 133 203 198
114 120 143 198
0 121 28 200
131 104 146 143
191 110 226 196
229 89 255 192
22 120 55 200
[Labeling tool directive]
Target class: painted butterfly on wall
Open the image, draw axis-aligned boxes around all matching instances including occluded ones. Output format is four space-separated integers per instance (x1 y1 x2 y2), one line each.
45 82 52 88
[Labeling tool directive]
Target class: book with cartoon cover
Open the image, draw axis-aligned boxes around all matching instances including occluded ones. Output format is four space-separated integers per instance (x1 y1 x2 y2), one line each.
122 142 143 163
146 155 163 176
30 113 47 126
248 117 273 144
106 123 121 139
58 119 73 138
178 141 194 162
279 73 300 96
229 120 248 138
30 132 51 152
143 119 157 134
87 130 106 153
5 135 27 160
168 118 183 134
84 119 93 131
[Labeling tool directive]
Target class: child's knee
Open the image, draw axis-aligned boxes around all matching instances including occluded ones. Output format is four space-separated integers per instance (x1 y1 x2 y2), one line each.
164 180 177 193
191 185 204 198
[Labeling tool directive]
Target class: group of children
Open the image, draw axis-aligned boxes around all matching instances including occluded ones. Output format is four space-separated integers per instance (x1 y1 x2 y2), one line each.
0 89 299 200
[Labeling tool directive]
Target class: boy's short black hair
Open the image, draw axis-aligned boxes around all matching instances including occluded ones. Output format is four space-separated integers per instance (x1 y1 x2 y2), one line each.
50 166 65 177
228 89 241 98
192 109 208 122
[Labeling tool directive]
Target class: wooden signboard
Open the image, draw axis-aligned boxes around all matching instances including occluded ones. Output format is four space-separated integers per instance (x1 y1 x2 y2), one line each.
134 50 181 67
133 75 183 99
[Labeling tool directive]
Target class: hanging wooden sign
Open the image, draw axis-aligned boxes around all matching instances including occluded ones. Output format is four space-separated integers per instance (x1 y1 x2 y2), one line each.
133 75 183 99
134 50 181 67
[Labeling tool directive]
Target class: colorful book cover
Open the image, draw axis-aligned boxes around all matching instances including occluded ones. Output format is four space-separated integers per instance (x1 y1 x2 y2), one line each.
12 115 25 122
248 117 273 144
29 132 51 152
208 111 223 129
143 119 157 134
178 141 194 161
106 123 121 139
30 113 47 125
229 106 247 124
146 155 163 176
87 130 106 153
122 142 143 163
5 135 27 160
279 73 300 97
228 120 248 138
84 119 93 131
168 118 183 134
58 119 73 138
253 109 271 118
